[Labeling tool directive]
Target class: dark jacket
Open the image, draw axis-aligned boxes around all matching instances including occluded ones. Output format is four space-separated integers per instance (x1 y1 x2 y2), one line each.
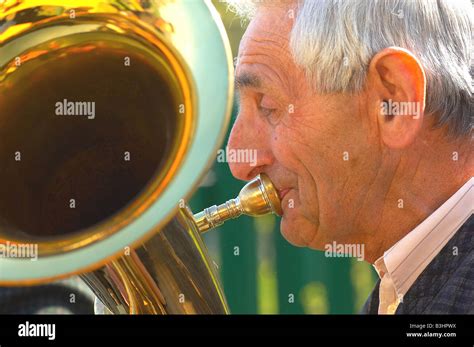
361 215 473 314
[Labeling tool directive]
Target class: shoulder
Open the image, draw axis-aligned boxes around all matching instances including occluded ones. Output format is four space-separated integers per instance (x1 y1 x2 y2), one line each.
400 215 474 314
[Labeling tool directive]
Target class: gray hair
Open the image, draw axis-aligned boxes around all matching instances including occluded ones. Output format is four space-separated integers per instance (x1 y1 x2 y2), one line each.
227 0 473 138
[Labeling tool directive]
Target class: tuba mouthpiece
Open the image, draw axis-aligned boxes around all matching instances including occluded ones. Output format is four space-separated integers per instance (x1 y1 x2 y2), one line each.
192 173 282 233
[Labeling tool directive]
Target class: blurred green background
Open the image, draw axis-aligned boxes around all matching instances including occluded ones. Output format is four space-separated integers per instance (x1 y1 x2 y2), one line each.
188 1 378 314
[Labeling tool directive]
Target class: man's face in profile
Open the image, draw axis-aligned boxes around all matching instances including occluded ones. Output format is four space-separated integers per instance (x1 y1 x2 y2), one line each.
228 5 383 251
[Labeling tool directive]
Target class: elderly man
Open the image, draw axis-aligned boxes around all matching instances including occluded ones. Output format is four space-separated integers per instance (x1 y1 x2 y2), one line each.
226 0 473 314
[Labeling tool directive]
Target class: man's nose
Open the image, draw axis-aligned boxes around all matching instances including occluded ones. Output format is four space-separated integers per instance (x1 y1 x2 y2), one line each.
226 114 273 181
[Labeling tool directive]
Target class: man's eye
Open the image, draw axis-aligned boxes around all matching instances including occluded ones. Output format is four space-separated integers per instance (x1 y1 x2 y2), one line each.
258 95 277 117
258 105 276 117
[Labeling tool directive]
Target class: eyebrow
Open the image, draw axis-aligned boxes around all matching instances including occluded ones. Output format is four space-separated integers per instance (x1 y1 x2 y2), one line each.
235 72 261 91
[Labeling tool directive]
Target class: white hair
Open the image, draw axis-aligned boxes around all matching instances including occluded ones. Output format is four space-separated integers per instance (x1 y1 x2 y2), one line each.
227 0 473 137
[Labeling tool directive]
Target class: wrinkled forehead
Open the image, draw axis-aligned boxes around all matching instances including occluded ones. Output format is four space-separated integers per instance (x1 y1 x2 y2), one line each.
237 4 296 59
233 2 308 99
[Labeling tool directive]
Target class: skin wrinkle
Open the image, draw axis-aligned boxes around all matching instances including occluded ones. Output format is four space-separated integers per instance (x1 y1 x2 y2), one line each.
356 155 400 255
293 174 317 244
238 34 301 99
227 4 473 263
408 150 423 183
236 60 284 92
246 34 291 48
276 103 316 149
236 65 290 109
348 164 380 238
238 38 291 80
296 158 318 222
363 155 397 236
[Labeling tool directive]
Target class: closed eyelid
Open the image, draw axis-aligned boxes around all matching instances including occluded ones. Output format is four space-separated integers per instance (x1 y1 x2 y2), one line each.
260 94 278 109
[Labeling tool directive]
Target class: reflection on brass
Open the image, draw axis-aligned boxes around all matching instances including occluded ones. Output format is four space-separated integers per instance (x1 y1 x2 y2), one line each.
0 0 195 255
193 173 282 233
83 208 232 314
0 40 188 239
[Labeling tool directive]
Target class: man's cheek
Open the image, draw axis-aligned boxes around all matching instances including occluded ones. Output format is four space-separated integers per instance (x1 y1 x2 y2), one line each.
285 181 319 225
281 190 313 223
280 190 298 212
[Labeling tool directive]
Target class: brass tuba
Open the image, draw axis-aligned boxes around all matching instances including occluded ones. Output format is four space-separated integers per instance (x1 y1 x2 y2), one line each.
0 0 281 314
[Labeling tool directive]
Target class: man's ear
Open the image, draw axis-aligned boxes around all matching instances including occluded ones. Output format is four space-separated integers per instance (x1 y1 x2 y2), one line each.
367 47 426 149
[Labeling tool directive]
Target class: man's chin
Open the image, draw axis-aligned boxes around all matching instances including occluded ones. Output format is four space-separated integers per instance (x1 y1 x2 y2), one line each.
280 215 315 248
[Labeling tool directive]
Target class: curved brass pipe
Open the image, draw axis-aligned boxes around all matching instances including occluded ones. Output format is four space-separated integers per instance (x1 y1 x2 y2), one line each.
84 173 281 314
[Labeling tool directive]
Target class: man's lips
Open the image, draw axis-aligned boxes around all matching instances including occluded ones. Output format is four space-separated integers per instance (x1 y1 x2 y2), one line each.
277 188 290 201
